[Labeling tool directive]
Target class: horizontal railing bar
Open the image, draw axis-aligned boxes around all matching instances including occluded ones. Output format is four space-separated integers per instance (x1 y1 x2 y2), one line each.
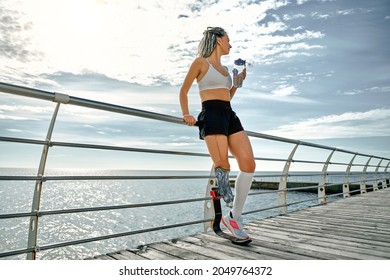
291 159 328 165
42 175 213 181
0 171 385 183
51 141 211 158
1 172 387 182
0 137 301 164
0 196 211 219
39 197 210 216
285 185 319 192
245 131 387 161
0 175 213 181
1 82 389 162
349 189 362 195
0 176 41 181
0 212 35 219
46 141 298 164
0 247 34 258
328 161 349 166
2 136 389 170
0 136 47 145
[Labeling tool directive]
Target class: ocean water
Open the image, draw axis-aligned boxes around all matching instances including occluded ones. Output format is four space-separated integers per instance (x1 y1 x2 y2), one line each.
0 168 336 260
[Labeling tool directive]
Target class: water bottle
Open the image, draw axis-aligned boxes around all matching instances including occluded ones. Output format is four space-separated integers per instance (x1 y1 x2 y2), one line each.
232 58 246 88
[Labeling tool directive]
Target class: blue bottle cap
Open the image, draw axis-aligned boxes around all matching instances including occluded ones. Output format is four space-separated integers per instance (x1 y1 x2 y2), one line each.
234 58 246 66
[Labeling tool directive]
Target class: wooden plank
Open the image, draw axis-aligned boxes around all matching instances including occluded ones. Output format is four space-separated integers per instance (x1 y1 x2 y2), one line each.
182 235 277 260
148 242 214 260
136 245 182 260
116 250 148 260
255 219 390 250
107 252 135 260
277 214 390 236
93 254 116 260
247 228 360 259
247 223 390 259
246 227 354 260
267 216 390 244
198 233 317 260
167 239 241 260
290 208 390 225
300 210 390 223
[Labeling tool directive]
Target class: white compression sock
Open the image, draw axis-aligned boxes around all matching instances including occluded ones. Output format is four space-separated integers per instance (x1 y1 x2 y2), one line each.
232 171 254 219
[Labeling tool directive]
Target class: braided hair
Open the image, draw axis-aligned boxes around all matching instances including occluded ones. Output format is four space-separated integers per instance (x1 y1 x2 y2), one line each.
197 27 227 58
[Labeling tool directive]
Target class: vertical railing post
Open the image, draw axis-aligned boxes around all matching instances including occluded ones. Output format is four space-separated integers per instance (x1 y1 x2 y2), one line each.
318 149 335 204
343 154 357 198
382 162 389 189
360 156 372 194
373 159 383 191
278 143 300 214
26 93 68 260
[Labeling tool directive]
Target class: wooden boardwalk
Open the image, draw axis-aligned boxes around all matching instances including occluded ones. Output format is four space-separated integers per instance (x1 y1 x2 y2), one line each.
91 188 390 260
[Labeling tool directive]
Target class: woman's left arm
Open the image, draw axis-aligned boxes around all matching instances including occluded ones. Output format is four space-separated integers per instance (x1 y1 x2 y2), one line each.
229 68 246 100
230 86 238 100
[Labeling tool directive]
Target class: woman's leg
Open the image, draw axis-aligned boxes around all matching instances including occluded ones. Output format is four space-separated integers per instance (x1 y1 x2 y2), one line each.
204 134 234 206
228 131 256 218
228 131 255 173
204 134 230 171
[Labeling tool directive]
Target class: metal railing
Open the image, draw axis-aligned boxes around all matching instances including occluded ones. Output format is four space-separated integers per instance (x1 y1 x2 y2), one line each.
0 82 389 260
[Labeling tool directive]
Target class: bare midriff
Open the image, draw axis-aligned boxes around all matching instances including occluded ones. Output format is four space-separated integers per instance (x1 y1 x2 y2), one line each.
200 88 231 102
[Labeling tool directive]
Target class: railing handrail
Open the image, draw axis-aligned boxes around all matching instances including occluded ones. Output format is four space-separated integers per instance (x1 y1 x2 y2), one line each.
1 81 389 260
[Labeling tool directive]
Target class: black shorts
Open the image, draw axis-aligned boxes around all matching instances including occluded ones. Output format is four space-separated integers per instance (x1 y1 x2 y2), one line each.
197 100 244 140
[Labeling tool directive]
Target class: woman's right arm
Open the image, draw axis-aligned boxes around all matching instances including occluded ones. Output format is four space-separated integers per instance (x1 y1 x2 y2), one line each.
180 58 202 126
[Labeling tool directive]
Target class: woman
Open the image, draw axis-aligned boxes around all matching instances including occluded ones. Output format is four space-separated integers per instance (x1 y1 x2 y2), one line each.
179 27 256 241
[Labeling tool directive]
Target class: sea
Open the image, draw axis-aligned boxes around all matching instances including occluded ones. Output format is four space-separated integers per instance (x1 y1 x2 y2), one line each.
0 168 344 260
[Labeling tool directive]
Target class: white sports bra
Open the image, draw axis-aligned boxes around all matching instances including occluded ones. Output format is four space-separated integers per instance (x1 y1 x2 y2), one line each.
198 59 232 91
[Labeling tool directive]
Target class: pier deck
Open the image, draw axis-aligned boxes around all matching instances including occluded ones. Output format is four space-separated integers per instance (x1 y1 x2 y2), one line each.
91 188 390 260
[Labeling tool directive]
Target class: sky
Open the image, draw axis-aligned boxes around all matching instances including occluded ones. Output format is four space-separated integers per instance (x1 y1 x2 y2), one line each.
0 0 389 172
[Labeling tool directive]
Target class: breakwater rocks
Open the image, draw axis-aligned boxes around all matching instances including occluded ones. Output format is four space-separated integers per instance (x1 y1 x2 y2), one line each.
230 181 368 195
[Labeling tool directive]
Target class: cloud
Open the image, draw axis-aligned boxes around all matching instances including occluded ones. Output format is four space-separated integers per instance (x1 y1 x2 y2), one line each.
0 0 328 87
338 86 390 96
0 104 53 122
272 85 298 97
297 0 336 4
242 89 317 104
283 13 305 20
0 115 37 121
311 12 331 19
0 6 42 62
5 129 23 133
264 109 390 139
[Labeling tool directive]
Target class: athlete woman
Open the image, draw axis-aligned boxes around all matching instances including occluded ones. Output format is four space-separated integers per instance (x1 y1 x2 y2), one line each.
179 27 255 240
